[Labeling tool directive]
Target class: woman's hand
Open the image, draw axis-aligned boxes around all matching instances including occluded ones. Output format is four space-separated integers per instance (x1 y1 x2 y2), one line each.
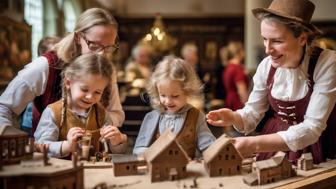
233 136 257 158
100 125 127 145
206 108 235 127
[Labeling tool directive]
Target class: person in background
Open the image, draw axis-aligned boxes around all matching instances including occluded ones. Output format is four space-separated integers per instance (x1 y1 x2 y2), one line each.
35 54 127 158
21 36 61 136
133 56 215 158
181 43 208 110
207 0 336 164
125 43 153 82
221 41 249 111
0 8 124 135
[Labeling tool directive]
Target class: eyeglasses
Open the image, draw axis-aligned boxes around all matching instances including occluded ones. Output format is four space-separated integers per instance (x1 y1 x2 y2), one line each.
80 32 119 53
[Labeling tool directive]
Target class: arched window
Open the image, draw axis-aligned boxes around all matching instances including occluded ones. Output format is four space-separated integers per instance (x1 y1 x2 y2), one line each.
64 0 76 33
24 0 43 59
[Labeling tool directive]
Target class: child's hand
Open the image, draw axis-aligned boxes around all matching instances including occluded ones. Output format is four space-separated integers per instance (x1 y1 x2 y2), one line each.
206 108 234 127
66 127 85 146
100 125 127 145
34 143 49 153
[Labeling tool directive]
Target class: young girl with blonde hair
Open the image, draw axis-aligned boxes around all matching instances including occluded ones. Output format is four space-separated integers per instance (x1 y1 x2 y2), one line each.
35 54 127 157
133 56 215 158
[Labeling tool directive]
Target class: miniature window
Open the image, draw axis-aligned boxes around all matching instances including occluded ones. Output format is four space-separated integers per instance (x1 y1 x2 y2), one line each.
218 155 222 160
169 150 173 155
133 165 137 170
175 150 178 155
182 166 186 171
126 165 130 170
219 168 223 175
226 147 229 151
237 165 240 171
225 154 229 160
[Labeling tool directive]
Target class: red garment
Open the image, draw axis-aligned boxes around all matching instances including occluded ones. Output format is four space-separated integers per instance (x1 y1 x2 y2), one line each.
32 51 63 134
222 63 249 110
257 47 336 164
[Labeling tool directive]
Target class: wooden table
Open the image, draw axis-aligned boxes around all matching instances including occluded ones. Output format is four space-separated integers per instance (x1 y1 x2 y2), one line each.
84 159 336 189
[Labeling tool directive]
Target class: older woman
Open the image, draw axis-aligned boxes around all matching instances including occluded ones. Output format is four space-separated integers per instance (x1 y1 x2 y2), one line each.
207 0 336 164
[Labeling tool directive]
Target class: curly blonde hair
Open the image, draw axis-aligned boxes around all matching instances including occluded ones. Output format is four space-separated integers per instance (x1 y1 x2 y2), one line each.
146 56 204 111
60 53 113 127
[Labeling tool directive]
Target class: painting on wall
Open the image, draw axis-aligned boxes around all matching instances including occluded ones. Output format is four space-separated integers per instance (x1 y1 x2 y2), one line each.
0 16 31 85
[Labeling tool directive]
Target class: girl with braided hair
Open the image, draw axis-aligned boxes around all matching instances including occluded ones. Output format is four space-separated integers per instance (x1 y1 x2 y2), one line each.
34 54 127 158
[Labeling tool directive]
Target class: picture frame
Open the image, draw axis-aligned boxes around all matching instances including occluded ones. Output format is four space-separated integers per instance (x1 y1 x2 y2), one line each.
0 16 31 85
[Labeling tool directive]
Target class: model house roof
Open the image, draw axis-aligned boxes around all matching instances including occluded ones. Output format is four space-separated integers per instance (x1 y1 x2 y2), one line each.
254 151 287 170
203 134 239 163
112 154 145 164
144 129 189 163
0 125 28 136
299 153 313 160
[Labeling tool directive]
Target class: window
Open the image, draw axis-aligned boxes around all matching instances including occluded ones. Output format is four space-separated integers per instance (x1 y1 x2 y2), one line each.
64 0 76 33
24 0 43 59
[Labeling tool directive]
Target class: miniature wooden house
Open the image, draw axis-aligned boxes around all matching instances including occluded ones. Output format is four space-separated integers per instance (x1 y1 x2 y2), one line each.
112 154 146 176
203 134 242 177
0 153 84 189
297 153 314 171
0 126 33 165
144 129 190 182
243 151 295 186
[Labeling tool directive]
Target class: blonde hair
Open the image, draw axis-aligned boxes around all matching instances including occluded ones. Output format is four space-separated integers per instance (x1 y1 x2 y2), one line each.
146 56 204 110
220 41 244 65
60 53 113 127
55 8 118 63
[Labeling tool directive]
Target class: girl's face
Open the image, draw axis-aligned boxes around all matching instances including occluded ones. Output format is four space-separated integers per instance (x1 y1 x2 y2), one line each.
157 79 188 114
78 24 118 55
65 74 108 113
261 19 307 68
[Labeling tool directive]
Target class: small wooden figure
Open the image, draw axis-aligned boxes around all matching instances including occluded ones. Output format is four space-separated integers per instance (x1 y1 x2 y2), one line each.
0 126 33 165
297 153 314 171
144 129 190 182
43 144 51 166
243 151 296 186
203 134 243 177
112 154 146 176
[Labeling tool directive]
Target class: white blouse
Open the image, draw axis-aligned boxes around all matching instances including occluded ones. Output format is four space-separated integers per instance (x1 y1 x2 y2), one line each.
236 49 336 152
0 56 125 128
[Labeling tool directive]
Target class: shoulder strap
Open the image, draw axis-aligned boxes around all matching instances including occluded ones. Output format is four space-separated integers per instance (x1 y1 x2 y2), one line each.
266 66 277 87
307 47 323 84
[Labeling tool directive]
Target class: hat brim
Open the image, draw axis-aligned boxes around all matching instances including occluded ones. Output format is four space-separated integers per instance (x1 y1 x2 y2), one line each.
252 8 323 35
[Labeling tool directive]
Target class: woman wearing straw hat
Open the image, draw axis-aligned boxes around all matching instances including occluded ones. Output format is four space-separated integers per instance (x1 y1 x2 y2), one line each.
206 0 336 164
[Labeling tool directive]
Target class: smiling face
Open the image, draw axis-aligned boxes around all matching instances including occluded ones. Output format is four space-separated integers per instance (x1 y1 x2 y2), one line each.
157 79 188 114
65 74 108 113
261 19 307 68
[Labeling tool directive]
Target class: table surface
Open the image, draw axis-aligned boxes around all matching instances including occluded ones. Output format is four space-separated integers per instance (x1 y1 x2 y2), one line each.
84 159 336 189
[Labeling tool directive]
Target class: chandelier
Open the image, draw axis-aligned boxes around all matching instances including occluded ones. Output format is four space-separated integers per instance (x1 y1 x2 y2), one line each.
141 13 176 55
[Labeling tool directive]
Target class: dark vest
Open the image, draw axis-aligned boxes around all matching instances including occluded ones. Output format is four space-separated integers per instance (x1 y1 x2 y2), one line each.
155 107 199 158
32 51 62 134
49 100 106 155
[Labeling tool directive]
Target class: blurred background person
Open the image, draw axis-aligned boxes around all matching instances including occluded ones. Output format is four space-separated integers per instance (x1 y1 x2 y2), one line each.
221 41 249 111
125 43 153 88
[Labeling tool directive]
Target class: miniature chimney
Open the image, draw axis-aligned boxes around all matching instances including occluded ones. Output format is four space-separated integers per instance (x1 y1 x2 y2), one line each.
43 145 51 166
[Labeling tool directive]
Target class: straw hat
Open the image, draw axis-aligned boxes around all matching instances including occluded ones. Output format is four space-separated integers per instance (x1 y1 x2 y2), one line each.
252 0 322 34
